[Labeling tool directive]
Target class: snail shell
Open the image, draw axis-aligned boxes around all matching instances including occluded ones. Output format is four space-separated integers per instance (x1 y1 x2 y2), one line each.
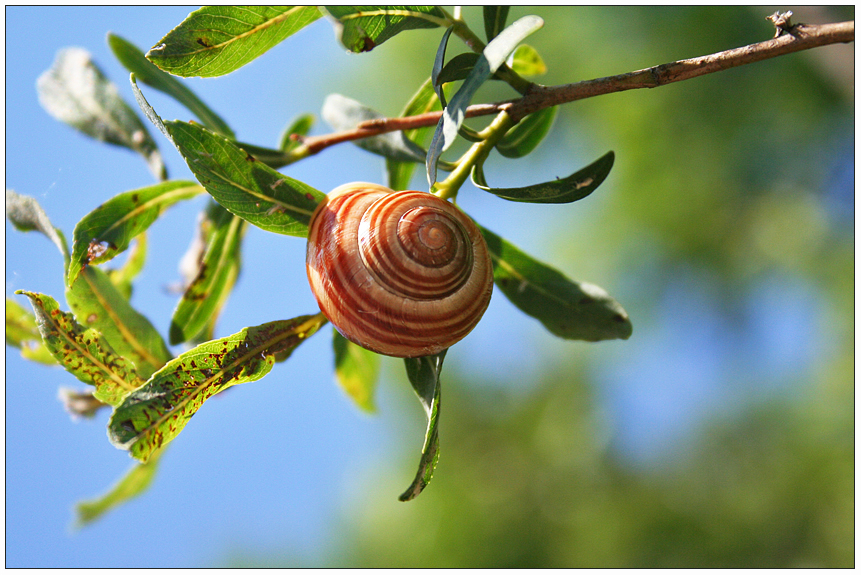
306 182 493 358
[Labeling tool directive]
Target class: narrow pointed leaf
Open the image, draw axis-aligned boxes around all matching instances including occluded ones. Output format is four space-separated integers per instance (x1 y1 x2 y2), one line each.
496 106 557 159
108 33 234 138
67 180 203 286
431 26 454 107
325 6 447 53
108 315 327 462
483 6 510 42
322 94 428 164
165 119 325 236
474 150 615 204
6 297 56 365
170 202 245 345
146 6 323 78
17 291 142 405
387 78 442 191
75 448 164 528
399 350 445 501
5 190 70 267
37 48 165 180
427 15 544 185
333 331 380 412
66 267 172 380
477 225 632 341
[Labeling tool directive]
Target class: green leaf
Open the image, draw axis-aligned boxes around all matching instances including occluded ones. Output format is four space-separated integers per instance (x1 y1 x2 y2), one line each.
431 26 454 107
16 291 143 405
75 447 164 527
279 113 315 153
387 78 442 191
483 6 510 42
5 189 70 269
67 180 203 286
36 47 165 180
477 225 632 341
66 267 172 380
473 150 615 204
106 233 147 300
146 6 323 78
427 15 544 186
400 350 445 501
5 297 56 365
108 33 235 138
169 202 245 345
108 314 327 462
333 331 380 412
508 44 547 76
322 94 428 164
496 106 557 159
164 119 325 236
325 6 448 53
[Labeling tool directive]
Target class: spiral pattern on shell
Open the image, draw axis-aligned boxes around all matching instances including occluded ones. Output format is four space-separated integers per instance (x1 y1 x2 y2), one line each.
306 182 493 358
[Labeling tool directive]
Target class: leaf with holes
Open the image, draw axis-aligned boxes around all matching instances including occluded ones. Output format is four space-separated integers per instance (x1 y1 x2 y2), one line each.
66 267 172 380
17 291 142 405
147 6 322 78
37 47 165 180
108 315 327 462
477 225 632 341
325 6 448 53
68 180 203 286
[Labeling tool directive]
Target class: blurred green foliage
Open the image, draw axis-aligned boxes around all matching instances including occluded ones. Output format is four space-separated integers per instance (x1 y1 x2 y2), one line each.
308 6 852 568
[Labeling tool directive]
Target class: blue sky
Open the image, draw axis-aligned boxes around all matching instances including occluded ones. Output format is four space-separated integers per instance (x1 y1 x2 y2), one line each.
5 6 841 567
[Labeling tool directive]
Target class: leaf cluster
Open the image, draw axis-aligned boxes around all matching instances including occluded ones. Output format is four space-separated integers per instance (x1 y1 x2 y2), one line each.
7 5 632 522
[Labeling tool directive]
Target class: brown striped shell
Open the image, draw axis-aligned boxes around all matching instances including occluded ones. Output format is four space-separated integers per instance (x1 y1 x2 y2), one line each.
306 182 493 358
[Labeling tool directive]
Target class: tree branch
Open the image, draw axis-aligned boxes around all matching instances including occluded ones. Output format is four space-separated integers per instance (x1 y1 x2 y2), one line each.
301 19 853 154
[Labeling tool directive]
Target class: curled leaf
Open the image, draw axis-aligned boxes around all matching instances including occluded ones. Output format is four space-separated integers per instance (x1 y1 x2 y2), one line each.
37 47 165 180
399 350 446 501
6 190 70 267
473 150 615 204
17 290 142 405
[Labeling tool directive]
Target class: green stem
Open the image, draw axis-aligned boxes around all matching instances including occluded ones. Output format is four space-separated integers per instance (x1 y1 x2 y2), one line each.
433 111 516 201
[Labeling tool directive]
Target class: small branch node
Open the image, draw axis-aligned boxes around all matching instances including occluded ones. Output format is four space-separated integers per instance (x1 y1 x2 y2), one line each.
767 10 794 38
